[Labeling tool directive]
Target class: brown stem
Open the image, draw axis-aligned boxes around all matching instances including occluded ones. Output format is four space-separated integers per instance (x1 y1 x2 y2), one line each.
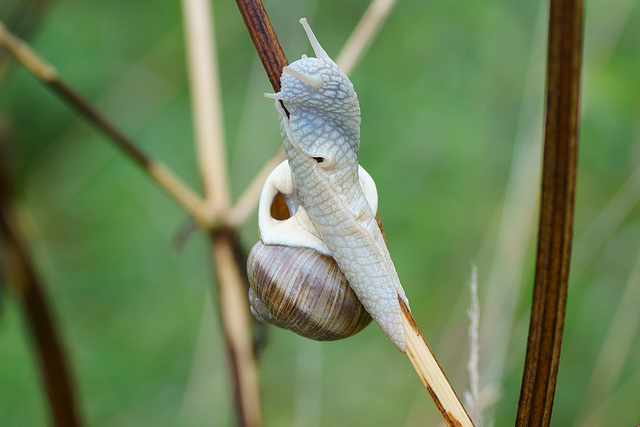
0 21 209 227
234 0 288 93
48 79 210 226
0 144 83 427
47 80 149 167
516 0 583 425
210 229 262 427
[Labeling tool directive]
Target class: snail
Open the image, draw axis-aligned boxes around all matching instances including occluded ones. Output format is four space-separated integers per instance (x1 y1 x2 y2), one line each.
249 18 409 351
247 19 475 426
247 161 379 340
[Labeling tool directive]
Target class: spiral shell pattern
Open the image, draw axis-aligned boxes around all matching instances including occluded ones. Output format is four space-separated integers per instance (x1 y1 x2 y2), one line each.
248 241 372 341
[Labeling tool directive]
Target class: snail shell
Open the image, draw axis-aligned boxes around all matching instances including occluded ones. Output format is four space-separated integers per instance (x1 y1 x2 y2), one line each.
247 161 379 341
248 242 371 341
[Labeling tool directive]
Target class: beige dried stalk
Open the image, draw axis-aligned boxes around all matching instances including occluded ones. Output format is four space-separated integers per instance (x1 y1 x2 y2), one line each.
181 0 261 424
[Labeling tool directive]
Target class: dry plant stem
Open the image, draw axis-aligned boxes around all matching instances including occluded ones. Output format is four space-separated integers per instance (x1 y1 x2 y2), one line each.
182 0 231 214
231 0 289 225
182 0 262 425
400 299 473 427
227 148 285 227
235 0 288 93
465 265 481 422
335 0 398 74
516 0 583 425
0 148 82 427
211 229 263 427
576 249 640 426
0 21 210 228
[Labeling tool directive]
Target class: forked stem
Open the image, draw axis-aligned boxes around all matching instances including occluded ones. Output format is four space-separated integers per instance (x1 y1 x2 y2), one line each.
182 0 262 425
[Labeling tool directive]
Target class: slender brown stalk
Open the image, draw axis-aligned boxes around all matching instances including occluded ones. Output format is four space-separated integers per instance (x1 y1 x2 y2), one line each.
516 0 583 425
234 0 288 93
210 229 262 427
0 21 210 228
0 145 82 427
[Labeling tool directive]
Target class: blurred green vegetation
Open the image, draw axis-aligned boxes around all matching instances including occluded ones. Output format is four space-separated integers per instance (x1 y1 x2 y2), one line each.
1 0 639 425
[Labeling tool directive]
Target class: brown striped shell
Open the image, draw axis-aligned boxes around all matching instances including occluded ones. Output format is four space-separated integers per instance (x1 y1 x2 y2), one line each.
247 241 372 341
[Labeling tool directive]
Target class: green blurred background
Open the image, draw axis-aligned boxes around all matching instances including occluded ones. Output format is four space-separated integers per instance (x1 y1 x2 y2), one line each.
1 0 639 425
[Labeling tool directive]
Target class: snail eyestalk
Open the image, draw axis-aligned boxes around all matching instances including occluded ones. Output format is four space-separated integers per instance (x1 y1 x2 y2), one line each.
299 17 329 59
282 66 324 90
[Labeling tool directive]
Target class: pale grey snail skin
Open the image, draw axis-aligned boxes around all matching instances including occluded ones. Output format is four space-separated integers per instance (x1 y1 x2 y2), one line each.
265 18 410 351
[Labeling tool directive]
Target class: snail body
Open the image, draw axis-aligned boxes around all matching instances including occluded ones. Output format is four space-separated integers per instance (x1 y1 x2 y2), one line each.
247 161 378 341
249 18 409 350
260 18 409 351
